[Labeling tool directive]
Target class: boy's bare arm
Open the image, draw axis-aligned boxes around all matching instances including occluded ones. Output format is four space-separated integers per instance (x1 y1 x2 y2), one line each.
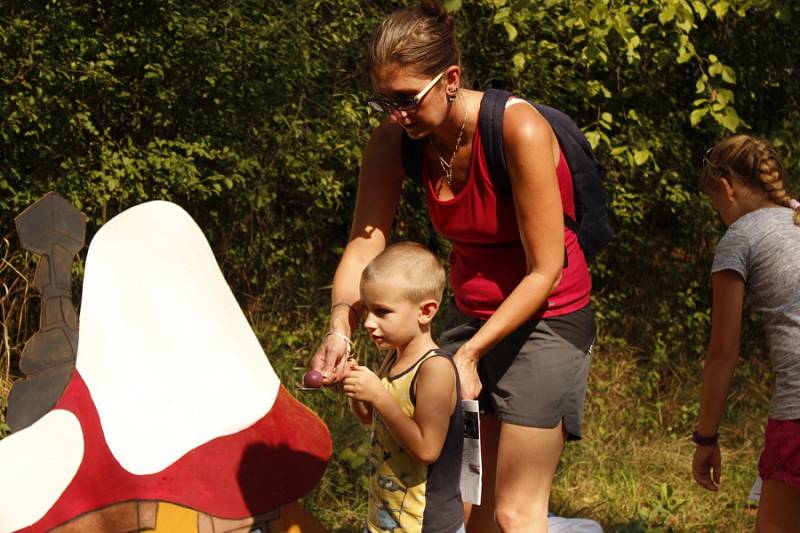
371 356 457 465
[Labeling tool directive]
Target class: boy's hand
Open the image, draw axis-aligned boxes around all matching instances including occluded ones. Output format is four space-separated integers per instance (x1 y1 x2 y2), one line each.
343 365 383 403
692 443 721 491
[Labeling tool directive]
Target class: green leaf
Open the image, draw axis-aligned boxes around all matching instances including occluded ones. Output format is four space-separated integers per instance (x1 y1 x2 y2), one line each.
721 66 737 84
512 52 526 72
585 130 601 150
692 1 708 19
719 106 741 131
503 21 518 41
690 107 708 125
658 7 676 24
611 145 629 156
695 78 706 93
443 0 462 12
493 6 511 23
633 149 650 166
716 88 734 105
712 1 729 19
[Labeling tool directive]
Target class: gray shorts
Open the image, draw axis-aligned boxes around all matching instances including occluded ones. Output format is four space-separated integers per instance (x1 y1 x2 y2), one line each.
437 303 595 440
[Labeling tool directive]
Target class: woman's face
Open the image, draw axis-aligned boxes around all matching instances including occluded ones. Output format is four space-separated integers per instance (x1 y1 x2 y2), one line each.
370 65 449 139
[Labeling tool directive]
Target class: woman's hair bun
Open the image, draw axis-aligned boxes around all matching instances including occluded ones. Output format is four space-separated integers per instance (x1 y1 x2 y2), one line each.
420 0 453 27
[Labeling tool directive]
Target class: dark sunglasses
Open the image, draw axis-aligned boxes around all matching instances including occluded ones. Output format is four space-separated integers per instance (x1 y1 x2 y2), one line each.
367 71 445 113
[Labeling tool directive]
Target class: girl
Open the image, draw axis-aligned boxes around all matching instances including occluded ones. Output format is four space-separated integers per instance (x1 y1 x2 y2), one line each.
312 1 595 531
693 134 800 531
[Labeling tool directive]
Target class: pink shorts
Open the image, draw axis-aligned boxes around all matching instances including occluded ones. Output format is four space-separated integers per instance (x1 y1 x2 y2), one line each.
758 418 800 488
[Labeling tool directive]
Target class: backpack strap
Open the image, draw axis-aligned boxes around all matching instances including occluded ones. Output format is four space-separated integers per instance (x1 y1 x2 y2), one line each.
480 89 579 255
478 88 513 195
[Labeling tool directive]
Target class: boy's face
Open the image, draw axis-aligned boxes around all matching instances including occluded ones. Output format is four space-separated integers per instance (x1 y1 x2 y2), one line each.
359 276 422 350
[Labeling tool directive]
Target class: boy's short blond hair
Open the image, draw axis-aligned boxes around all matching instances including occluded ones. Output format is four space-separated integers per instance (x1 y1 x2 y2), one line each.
360 242 446 304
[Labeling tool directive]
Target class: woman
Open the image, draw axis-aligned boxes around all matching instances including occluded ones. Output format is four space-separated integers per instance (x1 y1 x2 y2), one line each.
312 2 595 531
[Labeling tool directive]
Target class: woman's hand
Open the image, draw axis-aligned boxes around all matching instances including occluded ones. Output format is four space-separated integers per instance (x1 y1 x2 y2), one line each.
310 333 352 386
343 365 384 403
454 343 482 400
692 443 721 491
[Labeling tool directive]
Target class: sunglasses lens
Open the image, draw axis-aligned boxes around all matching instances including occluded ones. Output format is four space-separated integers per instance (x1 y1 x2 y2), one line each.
395 99 417 112
368 100 389 112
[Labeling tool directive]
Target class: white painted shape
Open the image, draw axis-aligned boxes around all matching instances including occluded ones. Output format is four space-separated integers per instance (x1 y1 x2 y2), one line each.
748 476 762 502
76 201 279 475
547 516 604 533
0 410 83 533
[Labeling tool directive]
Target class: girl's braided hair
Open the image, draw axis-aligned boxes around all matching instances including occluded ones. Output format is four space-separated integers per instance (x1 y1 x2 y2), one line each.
702 134 800 226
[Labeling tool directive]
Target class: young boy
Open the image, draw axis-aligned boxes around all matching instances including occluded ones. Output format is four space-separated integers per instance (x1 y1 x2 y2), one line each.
342 242 464 533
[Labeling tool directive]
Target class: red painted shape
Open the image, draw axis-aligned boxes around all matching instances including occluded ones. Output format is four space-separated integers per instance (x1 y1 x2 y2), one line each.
20 371 331 532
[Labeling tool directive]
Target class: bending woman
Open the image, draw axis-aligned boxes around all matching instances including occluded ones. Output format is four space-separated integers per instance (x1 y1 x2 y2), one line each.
312 2 595 531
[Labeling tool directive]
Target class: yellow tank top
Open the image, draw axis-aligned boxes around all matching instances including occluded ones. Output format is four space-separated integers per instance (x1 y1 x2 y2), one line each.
366 349 463 533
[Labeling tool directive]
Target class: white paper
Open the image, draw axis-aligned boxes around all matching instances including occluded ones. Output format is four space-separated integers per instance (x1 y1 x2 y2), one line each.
748 476 762 503
459 399 482 505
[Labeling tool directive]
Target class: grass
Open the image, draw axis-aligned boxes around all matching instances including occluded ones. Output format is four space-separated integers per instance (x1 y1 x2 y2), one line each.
0 246 772 532
290 334 769 532
549 340 768 532
265 313 769 533
0 237 36 438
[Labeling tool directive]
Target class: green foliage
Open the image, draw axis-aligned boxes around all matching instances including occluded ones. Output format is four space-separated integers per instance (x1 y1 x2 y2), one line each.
1 0 384 306
553 341 768 531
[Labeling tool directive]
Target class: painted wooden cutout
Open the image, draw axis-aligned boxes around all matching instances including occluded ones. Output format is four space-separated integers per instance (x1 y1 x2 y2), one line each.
7 192 86 432
0 196 330 533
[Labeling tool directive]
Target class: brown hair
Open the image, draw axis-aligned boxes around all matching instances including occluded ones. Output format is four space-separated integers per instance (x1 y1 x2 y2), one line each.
360 242 446 304
702 134 800 225
367 0 460 79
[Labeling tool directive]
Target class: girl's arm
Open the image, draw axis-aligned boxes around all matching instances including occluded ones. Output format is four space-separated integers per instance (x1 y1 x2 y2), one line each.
371 357 458 464
312 120 406 384
454 104 565 398
693 269 745 491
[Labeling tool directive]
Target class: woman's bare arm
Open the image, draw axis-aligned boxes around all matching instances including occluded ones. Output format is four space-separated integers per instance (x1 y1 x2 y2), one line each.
313 121 406 383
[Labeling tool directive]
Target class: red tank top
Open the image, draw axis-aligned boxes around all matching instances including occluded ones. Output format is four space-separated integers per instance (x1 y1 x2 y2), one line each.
424 121 592 319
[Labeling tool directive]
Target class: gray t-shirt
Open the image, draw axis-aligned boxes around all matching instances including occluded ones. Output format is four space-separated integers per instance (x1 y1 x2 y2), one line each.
712 207 800 419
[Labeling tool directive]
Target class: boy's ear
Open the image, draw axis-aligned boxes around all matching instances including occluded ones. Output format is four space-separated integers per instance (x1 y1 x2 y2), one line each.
418 299 439 325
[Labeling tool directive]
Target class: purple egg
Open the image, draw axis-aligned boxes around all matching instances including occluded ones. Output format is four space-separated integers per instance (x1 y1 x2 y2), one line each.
303 370 324 389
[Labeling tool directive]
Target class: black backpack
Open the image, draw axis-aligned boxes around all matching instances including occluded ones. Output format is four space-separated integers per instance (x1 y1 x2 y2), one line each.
401 88 613 258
